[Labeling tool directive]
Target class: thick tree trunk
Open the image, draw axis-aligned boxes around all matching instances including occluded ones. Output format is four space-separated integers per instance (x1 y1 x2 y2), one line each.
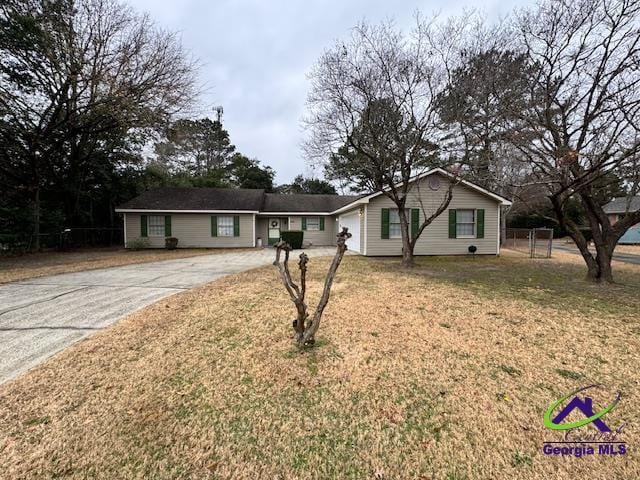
584 254 600 281
568 230 616 283
398 206 414 267
401 235 414 267
595 249 614 283
579 190 616 283
551 194 616 283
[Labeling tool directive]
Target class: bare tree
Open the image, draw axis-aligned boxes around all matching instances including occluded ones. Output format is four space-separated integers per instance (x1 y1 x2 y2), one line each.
274 228 351 346
507 0 640 282
0 0 198 248
437 49 534 241
304 16 477 267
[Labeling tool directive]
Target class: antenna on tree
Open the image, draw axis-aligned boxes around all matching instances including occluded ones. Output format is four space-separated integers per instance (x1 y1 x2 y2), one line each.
213 105 224 124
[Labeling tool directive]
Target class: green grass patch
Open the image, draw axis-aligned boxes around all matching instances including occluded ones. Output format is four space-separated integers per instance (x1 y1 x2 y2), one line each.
555 369 584 380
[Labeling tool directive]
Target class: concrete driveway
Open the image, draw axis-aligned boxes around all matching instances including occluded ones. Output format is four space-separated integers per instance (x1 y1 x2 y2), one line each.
0 247 338 384
553 244 640 265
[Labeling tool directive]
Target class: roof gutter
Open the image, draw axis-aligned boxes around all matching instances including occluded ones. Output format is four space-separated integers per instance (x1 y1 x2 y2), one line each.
330 199 369 215
257 212 334 215
115 209 260 214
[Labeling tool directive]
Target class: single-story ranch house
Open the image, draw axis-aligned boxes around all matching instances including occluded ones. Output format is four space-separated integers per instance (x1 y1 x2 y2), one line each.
604 195 640 244
115 169 512 256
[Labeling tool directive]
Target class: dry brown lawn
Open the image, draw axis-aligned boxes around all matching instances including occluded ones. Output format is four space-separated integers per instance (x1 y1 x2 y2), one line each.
0 247 249 284
0 251 638 479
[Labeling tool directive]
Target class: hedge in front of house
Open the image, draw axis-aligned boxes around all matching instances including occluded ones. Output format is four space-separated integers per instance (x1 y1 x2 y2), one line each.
281 230 303 249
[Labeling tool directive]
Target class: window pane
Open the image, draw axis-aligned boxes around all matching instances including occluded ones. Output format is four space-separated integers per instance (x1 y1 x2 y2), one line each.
306 217 320 231
457 223 474 236
148 215 165 236
457 210 474 223
218 216 234 237
456 209 475 237
389 209 404 238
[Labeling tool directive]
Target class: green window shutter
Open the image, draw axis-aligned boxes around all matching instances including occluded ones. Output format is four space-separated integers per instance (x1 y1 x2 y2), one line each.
164 215 172 237
302 217 307 231
211 216 217 237
381 208 390 239
448 210 457 239
233 215 240 237
140 215 148 237
476 209 485 239
319 217 325 231
411 209 419 238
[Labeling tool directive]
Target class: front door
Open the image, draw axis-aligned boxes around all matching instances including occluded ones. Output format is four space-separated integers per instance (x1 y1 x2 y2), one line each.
268 218 281 245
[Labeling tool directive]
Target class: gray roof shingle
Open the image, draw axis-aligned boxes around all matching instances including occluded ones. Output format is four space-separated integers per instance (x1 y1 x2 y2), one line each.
603 196 640 214
262 193 361 213
116 188 362 213
117 187 266 211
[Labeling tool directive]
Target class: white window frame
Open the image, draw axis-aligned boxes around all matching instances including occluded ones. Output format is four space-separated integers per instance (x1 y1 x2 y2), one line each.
306 217 320 231
147 215 165 237
389 209 404 239
456 209 476 238
217 216 234 237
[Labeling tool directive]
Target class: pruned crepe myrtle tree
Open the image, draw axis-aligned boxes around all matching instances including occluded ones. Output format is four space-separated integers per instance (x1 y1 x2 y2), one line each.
274 228 351 346
508 0 640 282
304 17 475 267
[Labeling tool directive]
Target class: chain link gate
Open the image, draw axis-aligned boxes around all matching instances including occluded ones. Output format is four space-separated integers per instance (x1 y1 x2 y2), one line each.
504 228 554 258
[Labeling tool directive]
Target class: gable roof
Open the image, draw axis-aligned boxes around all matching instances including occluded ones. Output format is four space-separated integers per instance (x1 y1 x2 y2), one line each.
331 168 512 214
262 193 362 213
115 187 360 214
603 196 640 214
115 168 512 215
116 187 265 212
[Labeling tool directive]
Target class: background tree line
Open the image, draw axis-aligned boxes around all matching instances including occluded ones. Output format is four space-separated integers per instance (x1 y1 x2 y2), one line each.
0 0 332 250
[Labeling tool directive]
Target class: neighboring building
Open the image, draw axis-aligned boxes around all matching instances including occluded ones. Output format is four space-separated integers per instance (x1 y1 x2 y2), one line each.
115 168 512 255
603 196 640 244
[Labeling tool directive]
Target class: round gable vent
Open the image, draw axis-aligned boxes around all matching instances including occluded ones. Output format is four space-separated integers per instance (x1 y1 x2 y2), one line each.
428 176 441 191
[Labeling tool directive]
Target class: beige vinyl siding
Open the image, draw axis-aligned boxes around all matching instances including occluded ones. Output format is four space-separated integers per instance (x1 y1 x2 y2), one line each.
364 174 500 256
289 215 336 246
256 217 269 244
125 213 254 248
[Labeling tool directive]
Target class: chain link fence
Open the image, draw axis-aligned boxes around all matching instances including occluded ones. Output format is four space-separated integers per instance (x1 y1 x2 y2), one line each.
504 228 554 258
0 228 123 254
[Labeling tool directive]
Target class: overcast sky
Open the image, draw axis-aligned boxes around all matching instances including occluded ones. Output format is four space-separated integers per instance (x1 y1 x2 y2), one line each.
127 0 531 184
